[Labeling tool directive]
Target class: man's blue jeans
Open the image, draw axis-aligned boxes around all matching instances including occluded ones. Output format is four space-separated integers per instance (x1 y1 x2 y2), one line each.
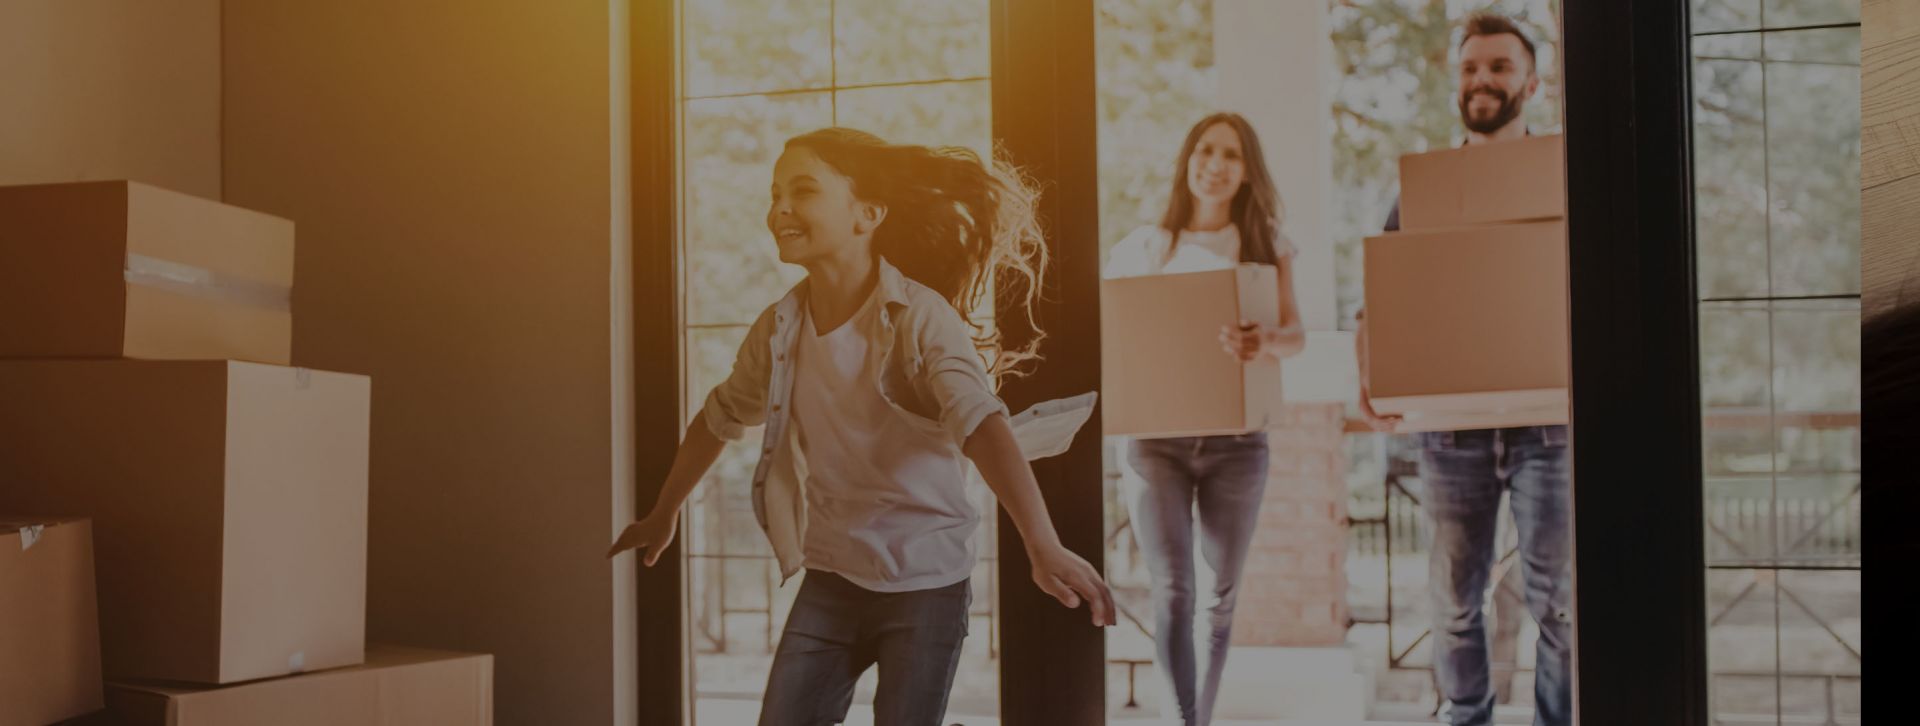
1419 426 1573 726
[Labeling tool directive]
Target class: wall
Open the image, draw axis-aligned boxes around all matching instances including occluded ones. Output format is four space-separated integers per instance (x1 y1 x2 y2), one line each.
0 0 221 197
1215 0 1335 332
221 2 631 724
1213 0 1354 649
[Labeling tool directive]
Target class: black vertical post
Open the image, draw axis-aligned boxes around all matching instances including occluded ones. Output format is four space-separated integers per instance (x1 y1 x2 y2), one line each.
632 1 685 723
1561 1 1710 723
990 0 1106 723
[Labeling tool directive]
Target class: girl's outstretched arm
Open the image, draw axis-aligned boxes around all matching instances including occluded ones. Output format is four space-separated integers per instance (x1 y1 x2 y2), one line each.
964 413 1116 628
608 419 727 564
614 305 776 562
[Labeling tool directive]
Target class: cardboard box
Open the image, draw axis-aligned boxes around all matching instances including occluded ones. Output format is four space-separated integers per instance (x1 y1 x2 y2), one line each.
0 180 294 364
1 517 104 726
1363 221 1569 431
1386 404 1570 434
0 360 369 685
1397 134 1565 230
1102 264 1283 437
102 645 492 726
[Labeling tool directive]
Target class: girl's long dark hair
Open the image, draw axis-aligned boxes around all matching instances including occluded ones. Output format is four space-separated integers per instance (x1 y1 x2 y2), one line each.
785 127 1049 382
1159 112 1284 265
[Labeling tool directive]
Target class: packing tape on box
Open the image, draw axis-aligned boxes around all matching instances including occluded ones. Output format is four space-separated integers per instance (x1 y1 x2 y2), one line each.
18 524 43 551
125 253 292 312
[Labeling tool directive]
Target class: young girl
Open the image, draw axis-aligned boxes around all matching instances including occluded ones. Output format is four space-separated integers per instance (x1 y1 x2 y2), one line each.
610 127 1113 726
1103 112 1305 726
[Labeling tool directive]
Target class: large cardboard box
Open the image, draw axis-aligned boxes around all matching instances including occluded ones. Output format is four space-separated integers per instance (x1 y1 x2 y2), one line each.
1 517 104 726
0 360 370 685
1363 221 1569 431
0 180 294 364
102 645 493 726
1102 264 1283 437
1397 134 1565 230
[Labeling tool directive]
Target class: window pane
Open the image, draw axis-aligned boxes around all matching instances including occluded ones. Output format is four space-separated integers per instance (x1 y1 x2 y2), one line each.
684 326 770 557
1695 0 1764 33
1771 301 1860 416
1700 303 1772 411
833 0 990 86
1767 63 1862 296
684 94 830 326
1699 304 1774 569
1696 32 1766 60
1770 302 1859 566
1763 26 1861 64
1692 11 1859 724
1775 569 1861 720
1708 569 1780 723
1763 0 1862 27
1693 57 1770 299
685 325 787 707
1706 478 1776 565
684 325 771 559
1700 303 1771 481
685 0 832 97
1773 476 1860 563
833 80 993 159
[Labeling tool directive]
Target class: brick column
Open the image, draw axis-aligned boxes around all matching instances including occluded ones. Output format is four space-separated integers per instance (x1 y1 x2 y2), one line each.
1233 402 1350 647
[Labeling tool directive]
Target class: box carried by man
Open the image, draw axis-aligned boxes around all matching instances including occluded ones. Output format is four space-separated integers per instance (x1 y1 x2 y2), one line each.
1364 134 1569 432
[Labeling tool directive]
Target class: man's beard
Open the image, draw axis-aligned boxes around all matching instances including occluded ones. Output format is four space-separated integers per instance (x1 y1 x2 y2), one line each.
1459 86 1524 134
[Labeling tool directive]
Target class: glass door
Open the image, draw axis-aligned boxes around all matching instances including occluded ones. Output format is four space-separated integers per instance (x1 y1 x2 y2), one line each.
1689 2 1863 723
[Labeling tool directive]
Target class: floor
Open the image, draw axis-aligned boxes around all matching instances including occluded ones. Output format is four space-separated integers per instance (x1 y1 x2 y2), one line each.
1864 0 1920 317
692 699 1487 726
695 689 1548 726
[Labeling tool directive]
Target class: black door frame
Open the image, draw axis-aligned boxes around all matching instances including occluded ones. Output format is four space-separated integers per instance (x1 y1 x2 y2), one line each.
989 0 1108 724
631 2 685 725
1560 1 1710 723
631 1 1711 723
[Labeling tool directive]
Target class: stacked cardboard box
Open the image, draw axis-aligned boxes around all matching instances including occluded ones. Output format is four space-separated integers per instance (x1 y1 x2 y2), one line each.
0 181 294 364
1363 135 1570 432
1 518 103 726
0 181 490 725
1102 263 1285 437
100 646 493 726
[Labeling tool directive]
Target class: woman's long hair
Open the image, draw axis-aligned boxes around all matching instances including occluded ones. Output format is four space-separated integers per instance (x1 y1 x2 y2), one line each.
785 128 1049 382
1158 112 1284 265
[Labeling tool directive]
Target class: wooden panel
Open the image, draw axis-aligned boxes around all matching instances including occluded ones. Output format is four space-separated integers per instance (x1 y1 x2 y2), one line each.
1866 0 1920 317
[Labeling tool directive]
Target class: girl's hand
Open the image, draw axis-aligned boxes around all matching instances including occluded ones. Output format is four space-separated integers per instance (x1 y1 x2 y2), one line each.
608 509 680 565
1028 543 1116 627
1219 321 1267 362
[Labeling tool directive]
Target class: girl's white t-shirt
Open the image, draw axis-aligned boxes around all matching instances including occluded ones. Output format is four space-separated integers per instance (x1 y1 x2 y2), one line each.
1102 222 1295 278
788 292 979 593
